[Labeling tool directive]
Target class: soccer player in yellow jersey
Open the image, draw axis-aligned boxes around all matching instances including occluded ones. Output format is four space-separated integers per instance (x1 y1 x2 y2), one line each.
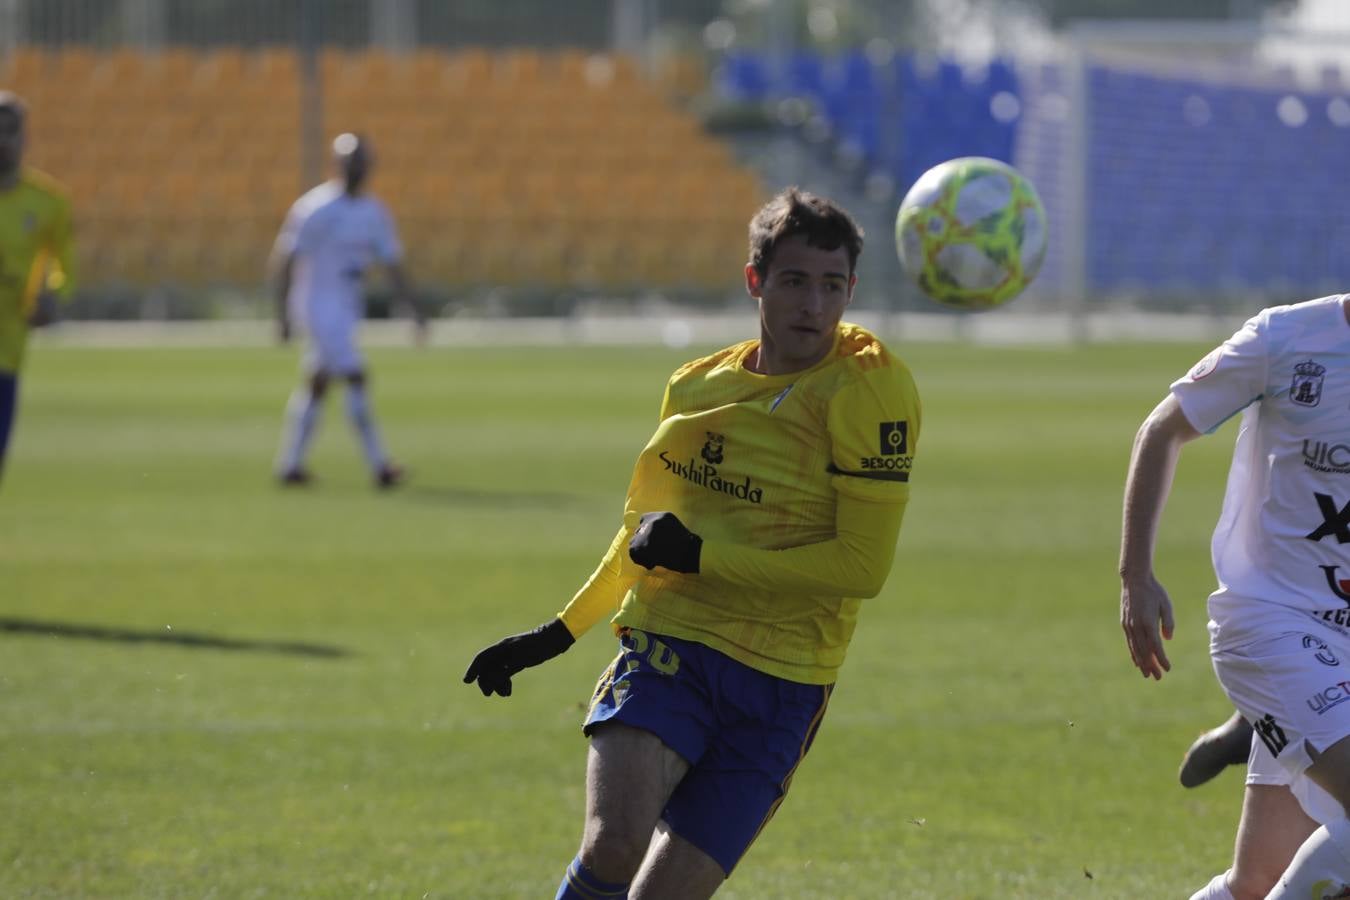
0 92 73 480
464 189 921 898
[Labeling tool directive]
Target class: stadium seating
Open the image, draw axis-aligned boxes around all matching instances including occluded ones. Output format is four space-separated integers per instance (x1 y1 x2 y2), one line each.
0 46 757 293
722 46 1350 298
717 49 1020 194
1084 64 1350 295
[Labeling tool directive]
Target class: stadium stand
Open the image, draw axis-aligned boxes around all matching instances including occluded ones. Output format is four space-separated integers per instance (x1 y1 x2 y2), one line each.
718 49 1020 192
0 46 756 294
721 46 1350 301
1084 63 1350 296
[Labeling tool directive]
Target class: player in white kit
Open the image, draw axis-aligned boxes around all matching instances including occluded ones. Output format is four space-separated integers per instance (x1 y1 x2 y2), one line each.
271 133 424 488
1120 295 1350 899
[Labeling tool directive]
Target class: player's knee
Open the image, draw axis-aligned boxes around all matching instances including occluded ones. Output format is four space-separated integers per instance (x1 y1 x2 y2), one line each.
579 825 648 883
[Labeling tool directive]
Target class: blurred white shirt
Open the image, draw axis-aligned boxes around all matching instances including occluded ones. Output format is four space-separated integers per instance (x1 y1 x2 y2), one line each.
275 180 402 340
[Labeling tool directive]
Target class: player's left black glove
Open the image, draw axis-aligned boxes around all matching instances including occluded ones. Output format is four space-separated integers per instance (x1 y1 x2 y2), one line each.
628 511 702 574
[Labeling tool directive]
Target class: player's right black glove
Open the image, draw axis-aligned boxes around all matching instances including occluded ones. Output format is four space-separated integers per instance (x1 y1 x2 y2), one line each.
462 618 575 698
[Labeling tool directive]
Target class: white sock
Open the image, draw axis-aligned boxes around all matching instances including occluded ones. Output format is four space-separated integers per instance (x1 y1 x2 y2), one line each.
345 384 387 472
277 388 321 474
1188 871 1235 900
1266 818 1350 898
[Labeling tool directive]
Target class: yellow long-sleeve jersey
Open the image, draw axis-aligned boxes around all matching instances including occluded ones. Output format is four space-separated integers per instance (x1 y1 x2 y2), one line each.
559 323 921 685
0 168 74 374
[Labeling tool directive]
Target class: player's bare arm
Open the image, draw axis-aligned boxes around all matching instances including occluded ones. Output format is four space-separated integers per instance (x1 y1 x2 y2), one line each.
385 261 426 344
270 249 296 344
1119 392 1202 680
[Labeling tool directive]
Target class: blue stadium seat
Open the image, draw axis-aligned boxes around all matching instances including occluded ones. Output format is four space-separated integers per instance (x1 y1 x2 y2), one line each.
718 51 771 101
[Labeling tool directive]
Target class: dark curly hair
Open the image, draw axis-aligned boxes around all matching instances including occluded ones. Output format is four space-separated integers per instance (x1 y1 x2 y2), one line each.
747 187 864 279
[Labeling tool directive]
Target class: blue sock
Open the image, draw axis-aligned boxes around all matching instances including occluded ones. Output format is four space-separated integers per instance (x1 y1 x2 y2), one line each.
555 855 629 900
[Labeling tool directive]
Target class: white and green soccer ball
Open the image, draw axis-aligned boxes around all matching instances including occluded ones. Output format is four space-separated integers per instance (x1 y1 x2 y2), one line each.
894 156 1047 310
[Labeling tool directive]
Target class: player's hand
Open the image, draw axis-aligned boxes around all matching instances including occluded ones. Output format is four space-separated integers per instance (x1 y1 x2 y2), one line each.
1120 572 1175 680
462 618 575 698
277 318 292 345
27 292 58 328
628 512 702 574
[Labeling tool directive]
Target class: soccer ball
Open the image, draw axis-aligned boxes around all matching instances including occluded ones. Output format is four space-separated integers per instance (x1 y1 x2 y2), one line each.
894 157 1047 310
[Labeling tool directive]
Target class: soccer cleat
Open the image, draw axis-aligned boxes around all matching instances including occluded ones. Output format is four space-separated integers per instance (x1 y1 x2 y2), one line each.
1178 711 1253 788
375 462 405 490
277 467 312 486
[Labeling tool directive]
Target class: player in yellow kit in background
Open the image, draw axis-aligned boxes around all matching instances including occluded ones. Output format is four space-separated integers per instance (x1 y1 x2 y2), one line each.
464 188 922 899
0 91 74 483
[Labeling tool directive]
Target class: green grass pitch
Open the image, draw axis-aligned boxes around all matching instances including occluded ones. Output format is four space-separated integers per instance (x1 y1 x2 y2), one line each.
1 338 1246 898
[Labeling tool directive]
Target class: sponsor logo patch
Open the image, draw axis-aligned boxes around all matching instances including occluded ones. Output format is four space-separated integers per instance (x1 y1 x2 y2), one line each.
1305 633 1342 666
1315 607 1350 629
879 421 908 456
1308 681 1350 716
858 420 914 474
1307 493 1350 544
658 445 763 505
1304 440 1350 476
1189 347 1222 380
1323 566 1350 605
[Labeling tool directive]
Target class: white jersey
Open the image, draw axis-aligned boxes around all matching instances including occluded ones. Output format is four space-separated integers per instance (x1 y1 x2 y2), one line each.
1169 296 1350 651
275 181 402 337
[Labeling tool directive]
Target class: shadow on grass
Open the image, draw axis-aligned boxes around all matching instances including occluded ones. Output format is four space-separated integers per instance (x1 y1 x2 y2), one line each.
0 617 351 658
404 485 592 509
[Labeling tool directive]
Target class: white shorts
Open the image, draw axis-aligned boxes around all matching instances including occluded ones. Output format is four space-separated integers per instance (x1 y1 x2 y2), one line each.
1214 628 1350 780
1247 728 1343 825
303 326 363 376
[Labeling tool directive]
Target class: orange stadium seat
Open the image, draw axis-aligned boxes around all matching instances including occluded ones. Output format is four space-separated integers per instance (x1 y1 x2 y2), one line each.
53 47 97 82
448 48 494 87
2 46 49 85
14 45 751 291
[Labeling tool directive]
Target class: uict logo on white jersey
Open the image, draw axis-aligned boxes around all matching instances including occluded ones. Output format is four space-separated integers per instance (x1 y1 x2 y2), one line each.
1304 440 1350 476
1307 681 1350 716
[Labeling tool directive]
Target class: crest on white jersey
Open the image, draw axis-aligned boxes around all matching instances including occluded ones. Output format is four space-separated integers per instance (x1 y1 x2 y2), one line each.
1291 359 1327 408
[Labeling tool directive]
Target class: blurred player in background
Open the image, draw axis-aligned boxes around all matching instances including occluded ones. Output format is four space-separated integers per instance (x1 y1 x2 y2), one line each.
271 132 424 489
1119 295 1350 899
464 189 921 898
0 91 73 483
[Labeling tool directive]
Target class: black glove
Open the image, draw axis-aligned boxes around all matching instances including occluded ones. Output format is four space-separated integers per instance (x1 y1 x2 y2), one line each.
462 618 575 697
628 511 702 574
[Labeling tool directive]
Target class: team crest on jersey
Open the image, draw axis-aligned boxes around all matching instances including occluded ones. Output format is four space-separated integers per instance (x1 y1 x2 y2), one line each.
700 432 725 465
1291 359 1326 407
